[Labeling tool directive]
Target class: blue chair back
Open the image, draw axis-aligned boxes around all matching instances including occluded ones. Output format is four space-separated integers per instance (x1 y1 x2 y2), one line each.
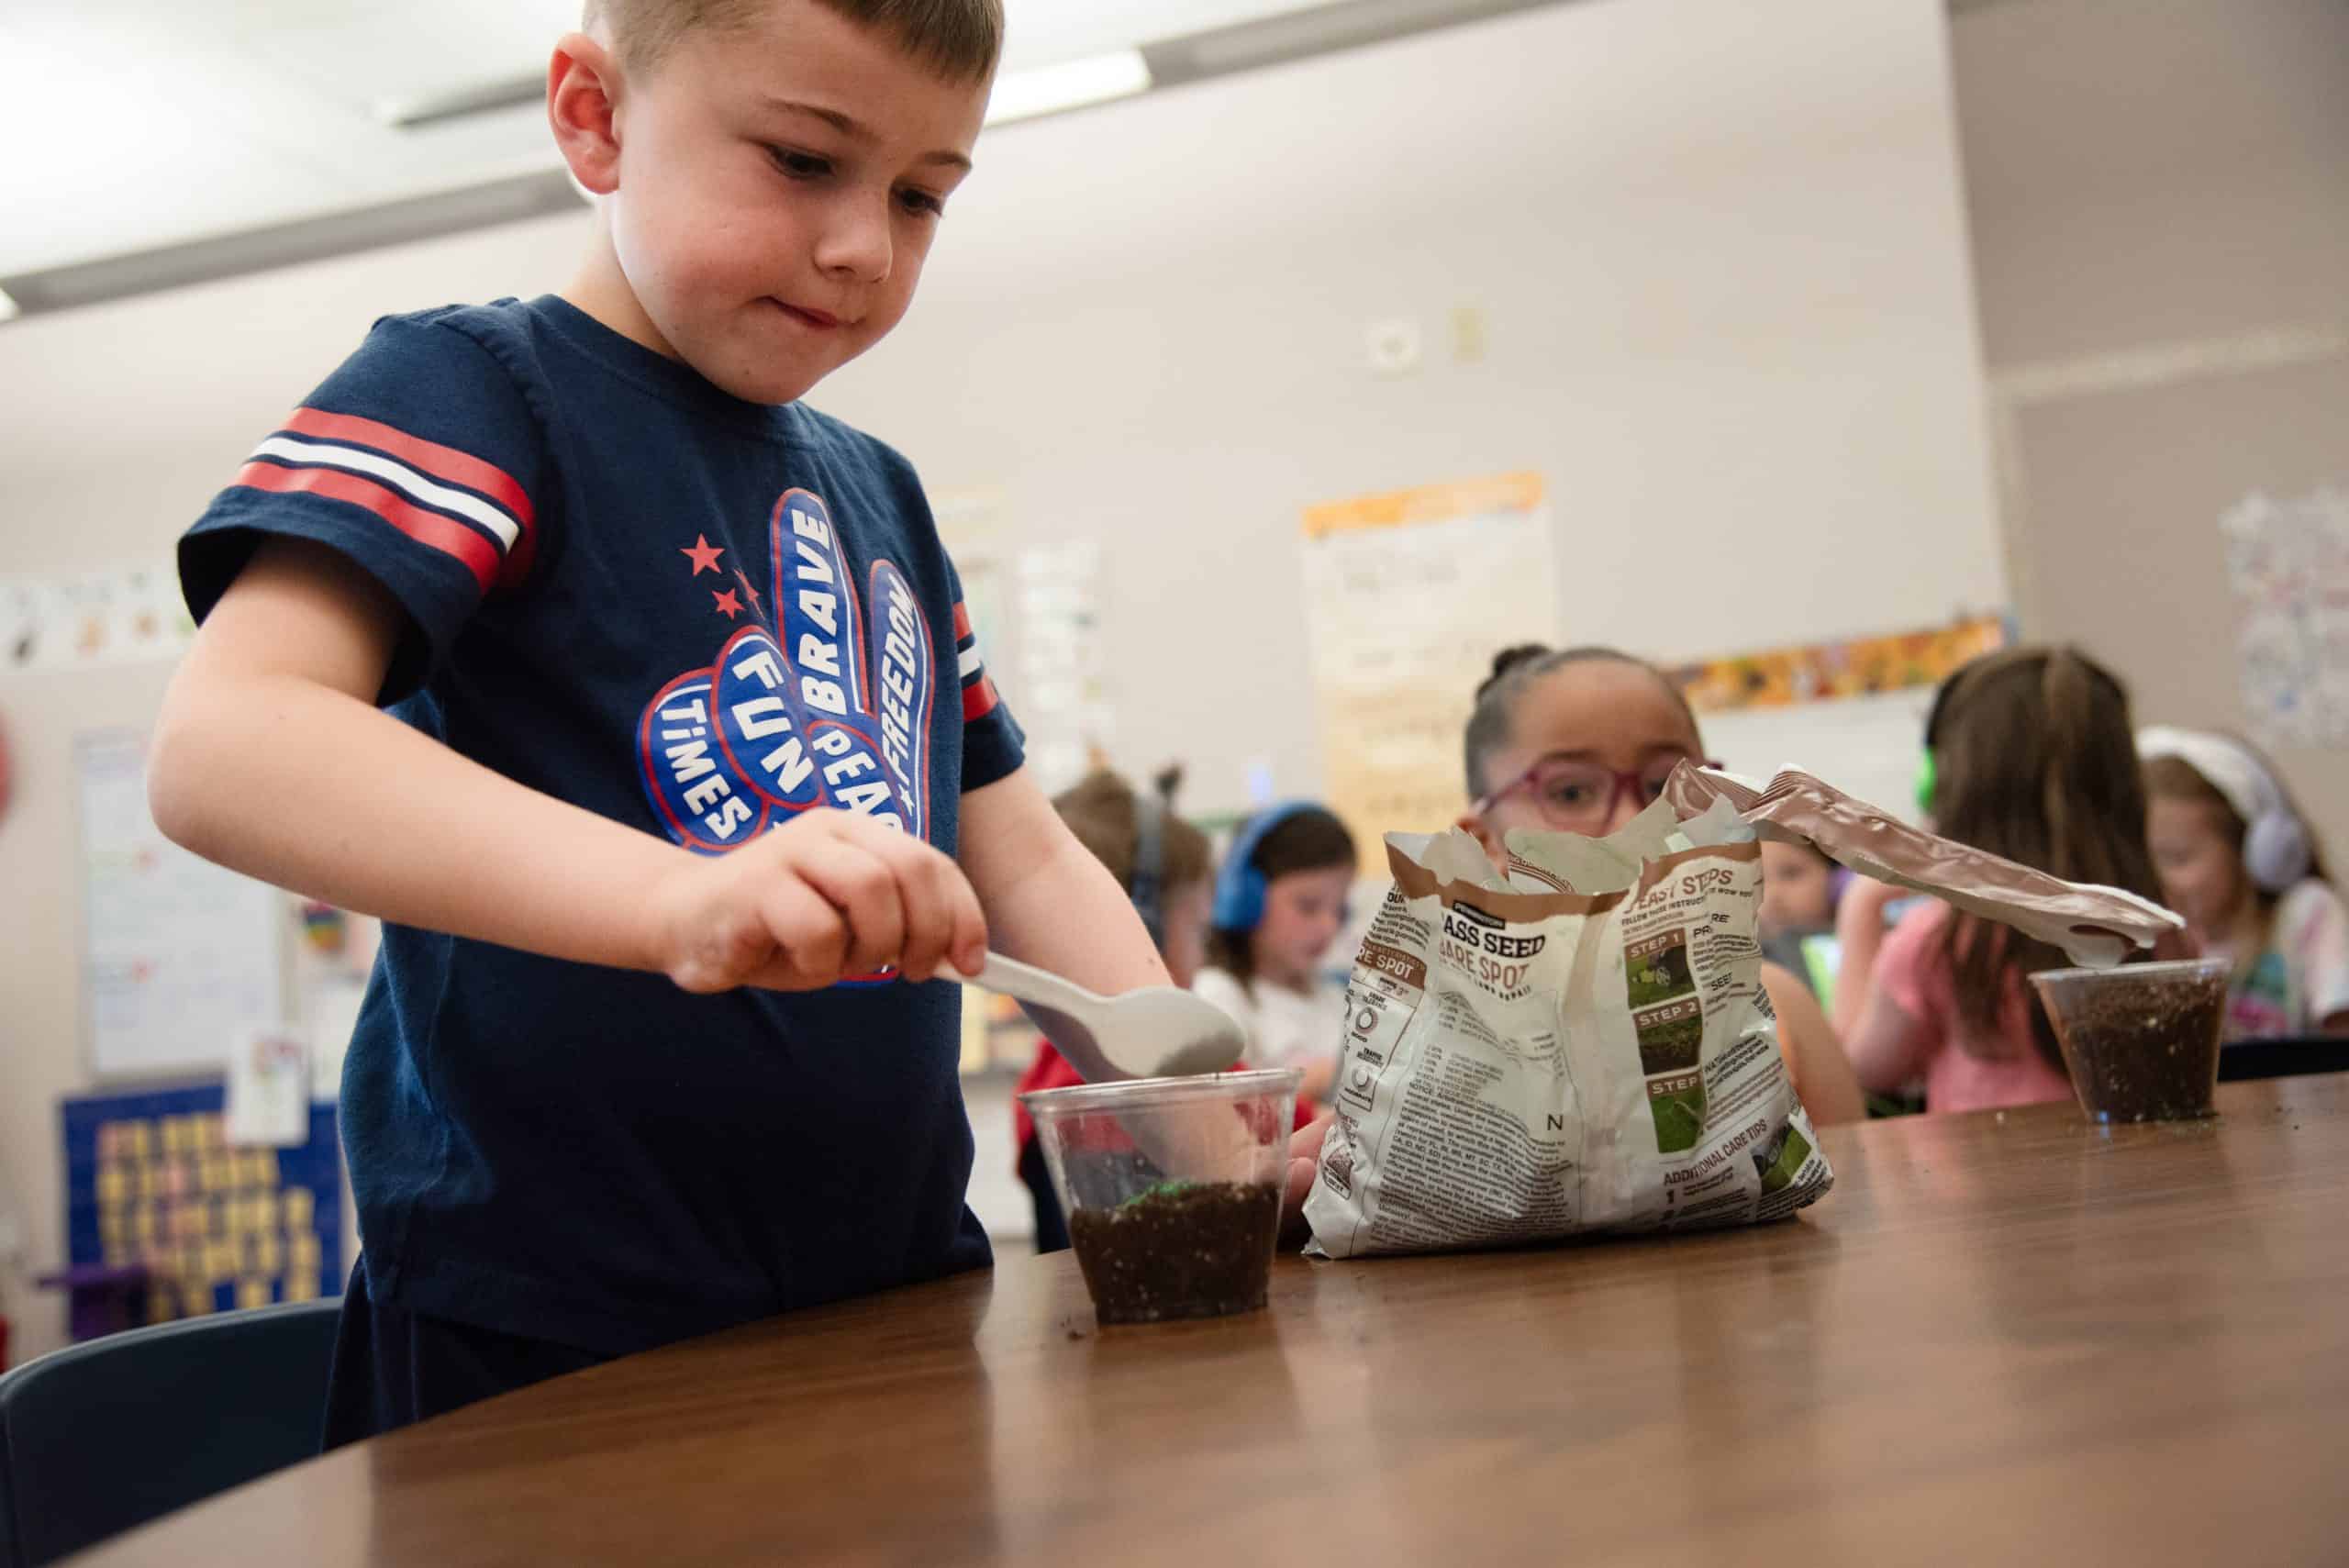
0 1297 339 1567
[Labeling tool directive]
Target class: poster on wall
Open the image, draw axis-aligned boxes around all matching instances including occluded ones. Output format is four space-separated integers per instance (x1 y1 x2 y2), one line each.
1666 616 2008 714
0 578 36 670
1670 617 2008 825
2221 488 2349 747
77 730 285 1078
1 563 193 672
1013 542 1111 796
1300 473 1560 851
923 488 1110 798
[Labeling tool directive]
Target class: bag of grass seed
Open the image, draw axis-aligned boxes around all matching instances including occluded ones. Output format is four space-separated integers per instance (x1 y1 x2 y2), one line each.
1303 765 2181 1259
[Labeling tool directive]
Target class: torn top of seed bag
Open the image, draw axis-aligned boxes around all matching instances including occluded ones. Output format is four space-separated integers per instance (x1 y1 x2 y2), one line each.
1501 795 1755 898
1658 763 2182 968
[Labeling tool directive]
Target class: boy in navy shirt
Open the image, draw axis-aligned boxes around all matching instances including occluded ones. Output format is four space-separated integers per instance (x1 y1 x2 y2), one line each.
153 0 1312 1441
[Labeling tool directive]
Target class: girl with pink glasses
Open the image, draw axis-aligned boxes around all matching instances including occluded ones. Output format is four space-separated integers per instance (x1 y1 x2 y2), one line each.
1458 644 1866 1125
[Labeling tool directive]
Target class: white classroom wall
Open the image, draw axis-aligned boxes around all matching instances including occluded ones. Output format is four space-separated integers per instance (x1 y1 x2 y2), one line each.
1953 0 2349 861
812 0 2007 810
0 0 1997 1361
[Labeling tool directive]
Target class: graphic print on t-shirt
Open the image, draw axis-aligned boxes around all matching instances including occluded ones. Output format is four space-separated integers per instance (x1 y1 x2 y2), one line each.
637 488 940 855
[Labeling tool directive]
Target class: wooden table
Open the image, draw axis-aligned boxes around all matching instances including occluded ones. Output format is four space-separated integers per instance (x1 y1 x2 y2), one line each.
78 1077 2349 1566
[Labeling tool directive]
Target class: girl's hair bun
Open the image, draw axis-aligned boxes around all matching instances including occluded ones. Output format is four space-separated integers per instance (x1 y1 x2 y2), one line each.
1478 643 1553 701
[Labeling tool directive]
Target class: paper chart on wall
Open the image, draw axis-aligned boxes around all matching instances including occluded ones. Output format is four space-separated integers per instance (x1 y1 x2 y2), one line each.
77 730 286 1078
2221 488 2349 746
1300 473 1560 853
1013 542 1111 797
2 563 194 672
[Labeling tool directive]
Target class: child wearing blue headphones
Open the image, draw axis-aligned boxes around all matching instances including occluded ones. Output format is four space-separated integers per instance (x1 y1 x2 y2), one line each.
2142 728 2346 1040
1194 805 1359 1103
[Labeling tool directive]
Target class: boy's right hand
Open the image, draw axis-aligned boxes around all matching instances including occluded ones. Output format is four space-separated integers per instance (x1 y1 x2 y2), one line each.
645 810 986 994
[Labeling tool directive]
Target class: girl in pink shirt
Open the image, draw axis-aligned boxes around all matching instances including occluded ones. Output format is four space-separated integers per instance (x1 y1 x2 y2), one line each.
1835 646 2188 1115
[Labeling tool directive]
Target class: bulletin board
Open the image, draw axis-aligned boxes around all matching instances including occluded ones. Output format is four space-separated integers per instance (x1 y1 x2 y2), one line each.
61 1084 340 1334
76 729 285 1078
1668 616 2010 823
1665 616 2008 716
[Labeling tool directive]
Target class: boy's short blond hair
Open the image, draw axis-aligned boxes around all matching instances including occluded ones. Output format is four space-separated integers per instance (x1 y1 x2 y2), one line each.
584 0 1002 81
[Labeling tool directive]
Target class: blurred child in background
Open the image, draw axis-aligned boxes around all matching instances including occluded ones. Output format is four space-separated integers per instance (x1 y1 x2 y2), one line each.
1836 647 2190 1112
1757 838 1847 1009
1012 769 1215 1251
1758 839 1842 940
2140 728 2348 1039
1193 806 1359 1104
1459 645 1865 1125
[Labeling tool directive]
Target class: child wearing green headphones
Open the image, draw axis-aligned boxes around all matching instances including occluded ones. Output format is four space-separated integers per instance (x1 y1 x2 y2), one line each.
1835 646 2193 1112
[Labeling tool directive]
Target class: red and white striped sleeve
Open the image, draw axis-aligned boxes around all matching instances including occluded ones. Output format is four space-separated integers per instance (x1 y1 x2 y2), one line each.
946 571 1023 792
952 599 1000 723
181 315 546 701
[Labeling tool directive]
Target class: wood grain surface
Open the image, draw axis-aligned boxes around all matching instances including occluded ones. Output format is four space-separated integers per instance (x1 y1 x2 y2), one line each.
72 1076 2349 1566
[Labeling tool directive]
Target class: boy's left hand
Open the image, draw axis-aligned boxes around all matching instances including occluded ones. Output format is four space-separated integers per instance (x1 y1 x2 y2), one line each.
1278 1111 1334 1247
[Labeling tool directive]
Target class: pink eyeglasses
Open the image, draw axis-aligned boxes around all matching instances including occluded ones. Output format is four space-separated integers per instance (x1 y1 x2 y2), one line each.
1470 753 1719 834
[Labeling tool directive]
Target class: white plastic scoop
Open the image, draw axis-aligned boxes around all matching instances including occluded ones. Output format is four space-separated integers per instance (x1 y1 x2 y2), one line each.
966 951 1244 1082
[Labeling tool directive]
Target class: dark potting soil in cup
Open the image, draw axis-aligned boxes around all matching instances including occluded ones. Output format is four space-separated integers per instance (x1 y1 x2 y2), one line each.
2044 967 2228 1123
1067 1179 1282 1325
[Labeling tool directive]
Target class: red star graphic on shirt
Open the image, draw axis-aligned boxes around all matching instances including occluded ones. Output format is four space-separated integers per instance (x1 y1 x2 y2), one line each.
682 535 725 575
734 569 763 617
712 588 743 619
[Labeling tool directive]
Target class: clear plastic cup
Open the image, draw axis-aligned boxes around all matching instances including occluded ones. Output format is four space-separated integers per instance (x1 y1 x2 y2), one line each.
2031 958 2231 1123
1020 1068 1301 1325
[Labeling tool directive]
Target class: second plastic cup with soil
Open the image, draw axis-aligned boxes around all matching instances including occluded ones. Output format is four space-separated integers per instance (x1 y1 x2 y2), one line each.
1020 1068 1300 1326
2031 958 2231 1123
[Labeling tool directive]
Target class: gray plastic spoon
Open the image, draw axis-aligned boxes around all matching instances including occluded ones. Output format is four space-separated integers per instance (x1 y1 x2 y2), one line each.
967 951 1244 1082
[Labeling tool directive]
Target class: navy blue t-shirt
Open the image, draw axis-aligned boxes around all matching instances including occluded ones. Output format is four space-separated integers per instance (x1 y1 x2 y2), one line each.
181 295 1022 1355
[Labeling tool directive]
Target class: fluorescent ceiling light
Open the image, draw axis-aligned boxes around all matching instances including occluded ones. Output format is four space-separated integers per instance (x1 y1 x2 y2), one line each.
0 171 583 320
385 45 1160 135
985 49 1152 127
4 5 1575 317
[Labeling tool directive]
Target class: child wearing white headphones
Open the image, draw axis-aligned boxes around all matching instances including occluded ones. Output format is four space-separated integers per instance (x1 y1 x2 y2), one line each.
2140 728 2348 1039
1193 804 1359 1103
